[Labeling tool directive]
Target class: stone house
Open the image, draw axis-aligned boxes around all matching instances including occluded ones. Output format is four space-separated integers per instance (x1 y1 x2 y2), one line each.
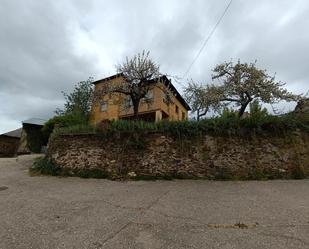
18 118 47 154
90 73 191 124
0 128 22 157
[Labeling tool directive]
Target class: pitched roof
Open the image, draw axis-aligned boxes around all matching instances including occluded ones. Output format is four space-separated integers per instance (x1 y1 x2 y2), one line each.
92 74 191 110
22 118 47 126
93 73 124 85
1 128 22 138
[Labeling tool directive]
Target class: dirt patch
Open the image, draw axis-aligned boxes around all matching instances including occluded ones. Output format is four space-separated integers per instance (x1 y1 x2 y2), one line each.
0 186 8 191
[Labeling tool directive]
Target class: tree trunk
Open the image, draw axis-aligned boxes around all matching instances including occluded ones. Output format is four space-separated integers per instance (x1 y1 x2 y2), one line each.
238 101 250 117
132 98 140 120
197 108 208 121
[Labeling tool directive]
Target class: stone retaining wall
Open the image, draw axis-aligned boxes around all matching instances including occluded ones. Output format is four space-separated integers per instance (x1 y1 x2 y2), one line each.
47 131 309 179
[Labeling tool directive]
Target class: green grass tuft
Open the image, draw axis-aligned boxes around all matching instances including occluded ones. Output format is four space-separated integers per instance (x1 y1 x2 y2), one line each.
30 157 60 176
291 165 306 179
30 157 110 179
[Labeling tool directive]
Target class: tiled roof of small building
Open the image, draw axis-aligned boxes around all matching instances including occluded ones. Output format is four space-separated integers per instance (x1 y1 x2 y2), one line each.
1 128 22 138
22 118 47 126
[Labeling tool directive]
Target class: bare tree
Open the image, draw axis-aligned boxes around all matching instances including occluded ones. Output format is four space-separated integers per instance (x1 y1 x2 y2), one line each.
94 51 161 119
211 60 301 117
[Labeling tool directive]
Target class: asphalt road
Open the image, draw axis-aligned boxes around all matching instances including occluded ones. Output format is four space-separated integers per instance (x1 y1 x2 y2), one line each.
0 155 308 249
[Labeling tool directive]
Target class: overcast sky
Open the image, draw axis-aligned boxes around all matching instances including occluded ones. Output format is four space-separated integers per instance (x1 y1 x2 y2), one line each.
1 0 308 133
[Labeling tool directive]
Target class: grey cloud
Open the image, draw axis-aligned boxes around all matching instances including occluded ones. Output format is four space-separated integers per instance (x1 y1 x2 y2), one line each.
0 0 98 132
211 0 309 91
0 1 95 95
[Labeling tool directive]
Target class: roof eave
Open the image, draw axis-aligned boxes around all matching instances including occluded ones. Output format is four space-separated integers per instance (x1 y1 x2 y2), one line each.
92 73 124 85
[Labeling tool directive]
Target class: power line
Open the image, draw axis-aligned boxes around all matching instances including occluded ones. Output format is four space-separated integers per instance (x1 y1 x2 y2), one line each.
182 0 233 79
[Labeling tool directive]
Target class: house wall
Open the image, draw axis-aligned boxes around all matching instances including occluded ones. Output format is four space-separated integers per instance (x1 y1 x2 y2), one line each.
0 136 20 157
17 129 30 154
48 131 309 179
90 76 124 123
118 85 162 118
90 77 188 124
158 85 188 121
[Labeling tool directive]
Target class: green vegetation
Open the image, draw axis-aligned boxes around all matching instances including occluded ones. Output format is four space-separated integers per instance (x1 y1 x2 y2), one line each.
290 164 306 179
51 111 309 139
30 157 60 176
42 114 90 139
42 78 94 140
51 123 97 136
30 157 110 179
184 60 301 119
55 78 94 119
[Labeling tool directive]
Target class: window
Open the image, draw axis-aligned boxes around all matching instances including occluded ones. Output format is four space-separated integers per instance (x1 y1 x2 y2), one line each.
143 89 153 101
100 101 108 112
124 96 133 108
182 112 185 120
175 105 179 114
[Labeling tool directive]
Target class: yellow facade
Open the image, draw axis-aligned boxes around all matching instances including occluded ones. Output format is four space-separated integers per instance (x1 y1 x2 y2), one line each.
90 74 190 124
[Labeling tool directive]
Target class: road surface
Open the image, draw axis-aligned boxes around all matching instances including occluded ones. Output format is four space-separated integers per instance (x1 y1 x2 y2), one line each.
0 155 308 248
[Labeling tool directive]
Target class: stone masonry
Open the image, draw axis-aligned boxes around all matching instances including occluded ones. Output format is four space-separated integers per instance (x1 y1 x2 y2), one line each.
47 131 309 179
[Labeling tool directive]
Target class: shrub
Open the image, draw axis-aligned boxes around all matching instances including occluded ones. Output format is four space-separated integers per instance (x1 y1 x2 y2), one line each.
30 157 110 179
250 100 268 117
290 165 306 179
42 114 88 139
50 111 309 139
220 107 239 119
53 124 97 136
30 157 60 176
